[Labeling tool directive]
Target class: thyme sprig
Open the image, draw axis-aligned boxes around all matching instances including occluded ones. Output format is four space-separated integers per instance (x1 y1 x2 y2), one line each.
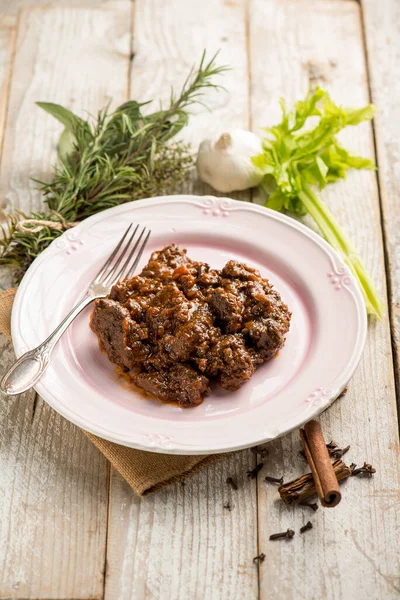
0 52 226 280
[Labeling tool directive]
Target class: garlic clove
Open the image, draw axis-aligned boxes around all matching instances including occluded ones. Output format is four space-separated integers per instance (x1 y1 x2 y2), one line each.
196 129 264 193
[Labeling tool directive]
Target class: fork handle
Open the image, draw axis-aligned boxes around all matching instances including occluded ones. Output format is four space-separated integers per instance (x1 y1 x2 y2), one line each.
1 294 95 396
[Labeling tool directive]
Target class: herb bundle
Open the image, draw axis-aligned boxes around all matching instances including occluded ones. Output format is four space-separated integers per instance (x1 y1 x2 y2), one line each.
253 87 384 318
0 52 226 280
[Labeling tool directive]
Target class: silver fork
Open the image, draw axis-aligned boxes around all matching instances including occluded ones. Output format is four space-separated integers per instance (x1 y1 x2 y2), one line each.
1 224 151 396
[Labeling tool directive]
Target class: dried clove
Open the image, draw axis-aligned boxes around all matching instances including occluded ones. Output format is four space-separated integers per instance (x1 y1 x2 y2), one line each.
253 553 266 563
301 440 349 460
300 521 313 534
223 502 232 511
269 528 295 541
247 463 264 479
226 477 238 490
326 440 338 451
330 444 351 459
264 475 284 485
351 462 376 477
299 500 319 512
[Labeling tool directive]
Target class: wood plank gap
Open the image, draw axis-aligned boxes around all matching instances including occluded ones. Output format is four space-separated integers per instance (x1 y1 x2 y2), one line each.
244 0 253 207
359 0 400 417
30 391 39 423
245 0 253 205
101 462 112 600
126 0 135 102
244 0 252 131
255 454 261 600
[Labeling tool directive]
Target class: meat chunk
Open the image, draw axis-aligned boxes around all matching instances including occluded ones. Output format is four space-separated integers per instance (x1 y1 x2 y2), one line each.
140 245 194 282
90 244 291 407
242 318 288 360
222 260 259 281
206 335 255 391
91 299 149 369
131 364 209 407
162 307 215 362
207 287 243 333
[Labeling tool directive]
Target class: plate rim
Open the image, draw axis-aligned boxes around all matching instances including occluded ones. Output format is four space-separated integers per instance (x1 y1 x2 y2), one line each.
11 194 368 454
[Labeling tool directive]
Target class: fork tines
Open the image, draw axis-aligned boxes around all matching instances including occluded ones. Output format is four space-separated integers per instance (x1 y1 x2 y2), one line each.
95 224 151 287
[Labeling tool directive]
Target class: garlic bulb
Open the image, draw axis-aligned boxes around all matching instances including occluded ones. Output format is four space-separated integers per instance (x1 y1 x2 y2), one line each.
196 129 264 193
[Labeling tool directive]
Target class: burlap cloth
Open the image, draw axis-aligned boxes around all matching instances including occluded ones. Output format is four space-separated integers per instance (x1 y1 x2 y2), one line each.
0 288 225 495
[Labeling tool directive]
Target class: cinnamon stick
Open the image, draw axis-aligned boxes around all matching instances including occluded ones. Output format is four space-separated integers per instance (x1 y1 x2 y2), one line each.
300 420 342 507
278 459 351 504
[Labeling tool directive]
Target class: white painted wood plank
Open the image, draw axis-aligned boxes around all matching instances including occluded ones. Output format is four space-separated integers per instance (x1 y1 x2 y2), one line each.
362 0 400 397
104 1 258 598
0 4 131 597
249 1 400 598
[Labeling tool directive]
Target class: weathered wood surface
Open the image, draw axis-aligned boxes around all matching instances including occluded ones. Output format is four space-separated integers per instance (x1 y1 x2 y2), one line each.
0 4 131 598
362 0 400 397
0 0 399 599
250 1 400 598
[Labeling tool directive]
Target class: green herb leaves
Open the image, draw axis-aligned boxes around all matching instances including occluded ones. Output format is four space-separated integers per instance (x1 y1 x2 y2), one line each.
253 87 383 317
0 52 226 280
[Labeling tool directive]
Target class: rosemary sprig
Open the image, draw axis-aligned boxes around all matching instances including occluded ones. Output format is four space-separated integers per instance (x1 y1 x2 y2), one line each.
0 52 226 280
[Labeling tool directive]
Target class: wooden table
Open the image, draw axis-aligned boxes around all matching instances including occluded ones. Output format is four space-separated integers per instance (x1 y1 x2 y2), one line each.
0 1 399 598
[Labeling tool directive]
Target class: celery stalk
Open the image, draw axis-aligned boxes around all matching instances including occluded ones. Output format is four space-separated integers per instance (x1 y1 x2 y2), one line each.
298 185 384 318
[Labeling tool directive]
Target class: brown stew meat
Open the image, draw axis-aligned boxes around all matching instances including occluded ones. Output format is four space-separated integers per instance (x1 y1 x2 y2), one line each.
91 245 291 407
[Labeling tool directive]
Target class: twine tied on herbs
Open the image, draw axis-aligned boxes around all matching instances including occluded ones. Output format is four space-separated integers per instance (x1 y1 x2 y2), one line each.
15 211 78 234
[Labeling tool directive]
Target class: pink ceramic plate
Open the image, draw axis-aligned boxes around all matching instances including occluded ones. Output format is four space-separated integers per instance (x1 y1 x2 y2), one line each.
12 196 367 454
